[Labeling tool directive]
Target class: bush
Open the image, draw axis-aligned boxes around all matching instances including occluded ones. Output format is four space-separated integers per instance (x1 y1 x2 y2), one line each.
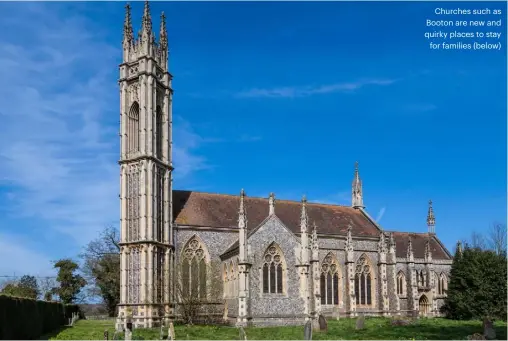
0 294 81 339
441 246 507 320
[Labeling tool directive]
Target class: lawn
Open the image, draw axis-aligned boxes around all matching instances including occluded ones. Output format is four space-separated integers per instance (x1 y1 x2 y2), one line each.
42 317 507 340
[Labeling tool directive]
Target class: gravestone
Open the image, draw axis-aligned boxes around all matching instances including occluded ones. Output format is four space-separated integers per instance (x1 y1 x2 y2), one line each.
332 307 340 321
167 322 175 340
104 330 109 340
482 318 496 340
304 320 312 340
318 315 327 332
239 326 247 340
355 314 365 330
125 320 133 341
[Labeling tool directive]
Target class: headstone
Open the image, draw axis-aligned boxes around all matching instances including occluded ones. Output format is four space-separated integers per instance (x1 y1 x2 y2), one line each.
239 326 247 340
104 330 109 340
355 314 365 330
304 320 312 340
125 321 133 341
482 318 496 340
167 322 175 341
332 307 340 321
318 315 327 332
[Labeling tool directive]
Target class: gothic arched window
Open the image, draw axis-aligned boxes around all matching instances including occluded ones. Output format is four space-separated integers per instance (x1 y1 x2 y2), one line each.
354 254 373 306
156 105 163 159
438 273 448 295
223 263 228 298
181 237 209 300
262 244 285 294
127 102 140 153
397 271 406 296
320 253 341 305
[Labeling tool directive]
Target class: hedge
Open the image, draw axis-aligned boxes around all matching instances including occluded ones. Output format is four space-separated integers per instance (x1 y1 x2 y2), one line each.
0 295 82 339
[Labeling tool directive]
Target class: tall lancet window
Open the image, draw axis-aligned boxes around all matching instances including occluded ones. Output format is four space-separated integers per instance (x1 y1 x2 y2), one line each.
156 105 163 159
127 102 140 154
354 254 374 306
181 237 209 300
262 243 285 294
397 271 406 296
438 273 448 295
320 253 341 305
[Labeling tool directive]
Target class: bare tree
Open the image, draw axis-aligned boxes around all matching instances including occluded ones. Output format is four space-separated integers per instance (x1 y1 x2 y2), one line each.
487 222 507 256
38 277 58 301
173 259 223 325
470 231 487 250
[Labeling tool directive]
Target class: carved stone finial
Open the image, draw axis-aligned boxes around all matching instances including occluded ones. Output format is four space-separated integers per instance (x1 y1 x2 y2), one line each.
424 238 432 262
388 232 396 253
141 1 152 36
123 3 134 46
456 240 463 256
427 199 436 233
160 11 168 49
238 189 246 229
300 195 308 233
378 232 387 254
407 236 414 262
312 222 319 252
346 225 354 252
268 192 275 215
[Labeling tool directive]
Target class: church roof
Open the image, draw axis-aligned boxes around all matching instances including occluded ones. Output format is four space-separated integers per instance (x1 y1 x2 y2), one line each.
172 190 452 261
173 190 380 236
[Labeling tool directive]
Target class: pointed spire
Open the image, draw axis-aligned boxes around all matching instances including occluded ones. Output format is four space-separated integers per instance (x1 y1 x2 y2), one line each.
346 225 354 253
352 161 364 208
160 11 168 48
427 200 436 234
238 189 246 229
141 1 152 36
424 237 432 262
388 232 396 254
268 192 275 215
123 3 134 47
407 236 414 262
378 232 387 254
312 222 319 253
300 195 308 233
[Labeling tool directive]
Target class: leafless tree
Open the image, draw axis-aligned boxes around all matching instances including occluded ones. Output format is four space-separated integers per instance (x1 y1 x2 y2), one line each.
470 231 487 250
38 277 58 300
487 222 507 256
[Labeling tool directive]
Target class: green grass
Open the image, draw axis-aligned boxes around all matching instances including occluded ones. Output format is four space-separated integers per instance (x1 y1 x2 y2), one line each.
42 317 508 340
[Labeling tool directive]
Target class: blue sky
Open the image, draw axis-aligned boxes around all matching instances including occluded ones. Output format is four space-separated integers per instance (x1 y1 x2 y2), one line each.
0 1 506 277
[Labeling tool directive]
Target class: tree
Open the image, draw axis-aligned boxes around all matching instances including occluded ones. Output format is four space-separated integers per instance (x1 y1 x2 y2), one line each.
441 245 507 320
38 277 58 301
487 222 507 257
79 226 120 316
52 259 87 304
0 275 39 299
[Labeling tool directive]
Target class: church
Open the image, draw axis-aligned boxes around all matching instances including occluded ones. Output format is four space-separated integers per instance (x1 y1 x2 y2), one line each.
116 2 453 330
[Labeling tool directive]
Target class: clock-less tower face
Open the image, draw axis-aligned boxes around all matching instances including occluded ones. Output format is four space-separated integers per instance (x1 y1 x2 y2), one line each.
117 1 174 329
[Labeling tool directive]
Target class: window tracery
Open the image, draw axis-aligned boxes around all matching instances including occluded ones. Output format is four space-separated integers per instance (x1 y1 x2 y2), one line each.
397 271 406 296
320 253 340 305
181 237 208 299
354 254 373 306
262 244 284 294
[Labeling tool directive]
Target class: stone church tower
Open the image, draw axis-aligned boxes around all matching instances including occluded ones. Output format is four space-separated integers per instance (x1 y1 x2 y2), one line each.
117 1 174 329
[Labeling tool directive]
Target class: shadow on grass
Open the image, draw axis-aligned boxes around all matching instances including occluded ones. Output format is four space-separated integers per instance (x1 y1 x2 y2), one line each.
39 325 72 340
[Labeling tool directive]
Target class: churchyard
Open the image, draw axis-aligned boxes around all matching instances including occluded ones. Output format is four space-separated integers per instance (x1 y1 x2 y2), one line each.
41 316 507 340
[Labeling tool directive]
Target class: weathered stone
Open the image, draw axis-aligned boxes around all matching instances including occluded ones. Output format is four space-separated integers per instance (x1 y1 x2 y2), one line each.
318 315 327 331
167 322 175 340
125 320 133 341
483 318 496 340
104 330 109 340
467 333 486 340
239 326 247 340
304 320 312 340
355 315 365 330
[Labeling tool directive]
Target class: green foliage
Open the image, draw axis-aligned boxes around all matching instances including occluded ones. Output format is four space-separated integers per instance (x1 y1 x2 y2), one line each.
53 259 87 304
0 294 80 339
44 317 508 340
0 275 39 299
80 226 120 317
442 245 507 320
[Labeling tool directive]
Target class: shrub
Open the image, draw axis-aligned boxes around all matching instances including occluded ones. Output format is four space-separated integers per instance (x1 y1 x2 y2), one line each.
0 294 81 339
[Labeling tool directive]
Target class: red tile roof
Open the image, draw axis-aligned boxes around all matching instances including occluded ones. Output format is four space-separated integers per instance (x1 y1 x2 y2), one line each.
172 190 452 260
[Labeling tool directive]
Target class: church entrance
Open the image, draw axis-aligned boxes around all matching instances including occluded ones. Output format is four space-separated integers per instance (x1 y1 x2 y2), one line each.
419 295 430 316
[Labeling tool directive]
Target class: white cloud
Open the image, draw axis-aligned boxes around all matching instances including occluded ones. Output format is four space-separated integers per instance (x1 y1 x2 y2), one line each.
0 2 209 253
376 207 386 223
236 79 398 98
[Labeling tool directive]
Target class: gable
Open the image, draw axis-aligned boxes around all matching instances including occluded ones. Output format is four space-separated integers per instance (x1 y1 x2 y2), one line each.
391 232 452 260
172 190 380 236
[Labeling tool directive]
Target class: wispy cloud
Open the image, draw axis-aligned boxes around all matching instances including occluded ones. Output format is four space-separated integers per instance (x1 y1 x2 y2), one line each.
0 2 209 254
376 207 387 223
236 78 398 99
309 191 351 206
